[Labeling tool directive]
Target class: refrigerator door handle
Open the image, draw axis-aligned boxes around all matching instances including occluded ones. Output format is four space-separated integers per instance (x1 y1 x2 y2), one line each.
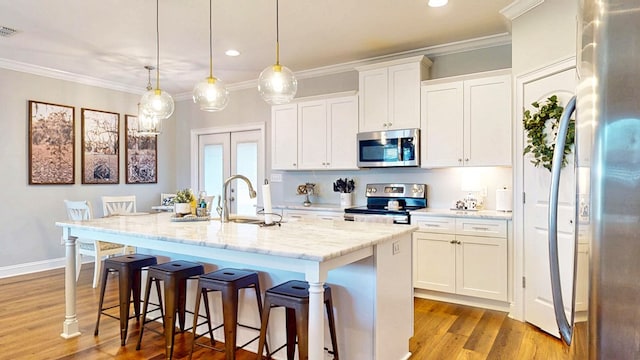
548 95 577 345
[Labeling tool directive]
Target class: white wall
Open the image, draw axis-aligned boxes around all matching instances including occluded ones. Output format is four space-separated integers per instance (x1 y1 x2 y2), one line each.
0 68 177 271
511 0 577 75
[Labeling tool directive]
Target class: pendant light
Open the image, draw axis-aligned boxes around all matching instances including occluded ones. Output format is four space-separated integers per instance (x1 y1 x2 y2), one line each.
138 66 162 135
193 0 229 111
139 0 174 120
258 0 297 105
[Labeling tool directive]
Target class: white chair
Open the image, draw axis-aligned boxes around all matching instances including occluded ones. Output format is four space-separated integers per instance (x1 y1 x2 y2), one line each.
64 200 129 288
102 195 137 216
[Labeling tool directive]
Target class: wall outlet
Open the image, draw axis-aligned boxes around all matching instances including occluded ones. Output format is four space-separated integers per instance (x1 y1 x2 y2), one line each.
392 241 400 255
270 173 283 183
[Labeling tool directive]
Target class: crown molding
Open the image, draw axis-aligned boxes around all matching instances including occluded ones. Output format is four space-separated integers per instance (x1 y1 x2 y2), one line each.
500 0 545 21
0 58 143 94
3 32 511 99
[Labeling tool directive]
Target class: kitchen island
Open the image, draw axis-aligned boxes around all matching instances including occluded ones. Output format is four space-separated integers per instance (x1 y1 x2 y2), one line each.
56 213 416 360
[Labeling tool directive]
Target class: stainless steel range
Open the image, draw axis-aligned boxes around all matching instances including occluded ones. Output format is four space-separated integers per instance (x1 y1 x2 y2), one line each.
344 183 427 224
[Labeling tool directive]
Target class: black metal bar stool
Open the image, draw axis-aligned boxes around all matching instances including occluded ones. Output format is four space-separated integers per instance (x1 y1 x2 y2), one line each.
136 260 204 360
94 253 158 346
256 280 339 360
189 268 269 360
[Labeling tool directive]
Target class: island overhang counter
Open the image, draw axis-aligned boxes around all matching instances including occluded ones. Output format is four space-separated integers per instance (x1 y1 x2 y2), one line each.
56 212 416 360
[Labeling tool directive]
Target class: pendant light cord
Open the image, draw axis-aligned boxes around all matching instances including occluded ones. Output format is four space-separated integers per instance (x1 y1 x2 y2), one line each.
275 0 280 66
209 0 213 78
155 0 160 91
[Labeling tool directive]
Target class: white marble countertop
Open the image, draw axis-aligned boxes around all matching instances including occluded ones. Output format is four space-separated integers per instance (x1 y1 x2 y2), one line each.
273 202 347 212
56 212 415 262
411 208 513 220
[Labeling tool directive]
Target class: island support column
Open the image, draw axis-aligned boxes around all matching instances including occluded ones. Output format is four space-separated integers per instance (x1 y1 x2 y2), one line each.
308 281 325 360
61 229 81 338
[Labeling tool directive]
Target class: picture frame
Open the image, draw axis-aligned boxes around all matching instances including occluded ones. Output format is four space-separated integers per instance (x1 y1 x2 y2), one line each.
81 108 119 184
28 100 75 185
125 114 158 184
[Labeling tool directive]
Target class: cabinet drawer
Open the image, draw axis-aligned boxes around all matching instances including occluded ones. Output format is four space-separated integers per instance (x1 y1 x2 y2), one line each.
455 218 506 238
413 216 455 234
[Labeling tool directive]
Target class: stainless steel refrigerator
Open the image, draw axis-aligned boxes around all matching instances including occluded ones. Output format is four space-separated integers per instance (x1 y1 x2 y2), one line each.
548 1 640 358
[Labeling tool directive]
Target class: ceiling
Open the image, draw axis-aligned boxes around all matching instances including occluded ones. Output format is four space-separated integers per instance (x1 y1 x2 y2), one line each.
0 0 512 96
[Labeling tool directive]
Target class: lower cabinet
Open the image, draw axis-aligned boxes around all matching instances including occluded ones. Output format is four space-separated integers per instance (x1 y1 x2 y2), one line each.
282 209 344 221
413 216 508 302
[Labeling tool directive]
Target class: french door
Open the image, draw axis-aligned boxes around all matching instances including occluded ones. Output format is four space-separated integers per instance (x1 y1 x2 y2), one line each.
195 128 264 217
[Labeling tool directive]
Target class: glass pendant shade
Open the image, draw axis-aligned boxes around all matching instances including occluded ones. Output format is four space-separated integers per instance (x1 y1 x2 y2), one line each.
137 106 162 135
140 88 174 120
258 63 297 105
193 77 229 111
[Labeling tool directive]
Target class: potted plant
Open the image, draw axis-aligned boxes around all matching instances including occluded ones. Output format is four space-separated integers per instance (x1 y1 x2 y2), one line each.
174 188 195 216
333 178 355 207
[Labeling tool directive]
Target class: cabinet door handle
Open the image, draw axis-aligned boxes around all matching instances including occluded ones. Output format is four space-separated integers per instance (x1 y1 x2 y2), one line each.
472 226 490 231
450 240 456 244
465 158 469 162
457 240 462 245
423 224 440 227
458 158 462 163
292 163 296 166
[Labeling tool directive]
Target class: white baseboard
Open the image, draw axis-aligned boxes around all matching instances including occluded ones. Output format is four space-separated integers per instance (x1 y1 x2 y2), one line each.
0 257 93 279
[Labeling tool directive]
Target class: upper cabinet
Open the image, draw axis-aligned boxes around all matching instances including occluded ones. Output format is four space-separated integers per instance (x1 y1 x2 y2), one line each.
357 56 432 132
271 103 299 170
271 93 359 171
421 69 512 168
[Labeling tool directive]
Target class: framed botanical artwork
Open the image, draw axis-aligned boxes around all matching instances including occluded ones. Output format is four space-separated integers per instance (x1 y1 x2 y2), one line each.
125 114 157 184
81 108 119 184
28 100 75 185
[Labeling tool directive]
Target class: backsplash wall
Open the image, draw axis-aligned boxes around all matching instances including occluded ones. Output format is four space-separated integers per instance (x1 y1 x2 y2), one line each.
269 167 512 210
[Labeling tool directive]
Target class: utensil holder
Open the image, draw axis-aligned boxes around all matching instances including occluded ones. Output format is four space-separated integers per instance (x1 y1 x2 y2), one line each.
340 193 352 207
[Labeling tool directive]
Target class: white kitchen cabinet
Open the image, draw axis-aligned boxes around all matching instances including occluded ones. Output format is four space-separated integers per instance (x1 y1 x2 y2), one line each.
272 93 358 171
413 216 508 302
298 95 358 170
283 209 343 221
271 103 298 170
357 56 432 132
421 69 512 168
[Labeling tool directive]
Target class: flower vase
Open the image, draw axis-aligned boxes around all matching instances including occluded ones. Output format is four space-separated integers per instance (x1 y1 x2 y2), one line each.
340 193 352 207
174 203 191 217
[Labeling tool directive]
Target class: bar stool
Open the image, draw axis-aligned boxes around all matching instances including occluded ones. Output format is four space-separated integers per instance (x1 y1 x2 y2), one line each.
136 260 204 360
189 268 268 360
94 254 158 346
256 280 339 360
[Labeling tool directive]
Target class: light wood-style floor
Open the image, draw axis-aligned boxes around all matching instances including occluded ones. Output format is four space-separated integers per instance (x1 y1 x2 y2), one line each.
0 265 586 359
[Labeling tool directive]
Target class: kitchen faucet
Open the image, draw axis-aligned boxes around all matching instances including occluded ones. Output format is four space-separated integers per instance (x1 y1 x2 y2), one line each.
217 174 257 222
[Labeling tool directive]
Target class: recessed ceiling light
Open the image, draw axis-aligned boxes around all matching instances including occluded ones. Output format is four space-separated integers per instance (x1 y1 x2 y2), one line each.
225 49 240 57
428 0 448 7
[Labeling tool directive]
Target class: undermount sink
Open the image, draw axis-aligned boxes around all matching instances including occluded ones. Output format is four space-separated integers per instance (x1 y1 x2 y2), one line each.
226 215 264 224
228 217 263 224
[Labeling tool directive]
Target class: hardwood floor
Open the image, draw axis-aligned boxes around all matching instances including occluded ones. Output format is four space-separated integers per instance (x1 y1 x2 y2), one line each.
0 265 586 359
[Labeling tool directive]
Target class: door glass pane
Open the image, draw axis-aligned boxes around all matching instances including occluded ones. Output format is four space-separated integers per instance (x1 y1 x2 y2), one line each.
203 144 224 199
235 141 258 216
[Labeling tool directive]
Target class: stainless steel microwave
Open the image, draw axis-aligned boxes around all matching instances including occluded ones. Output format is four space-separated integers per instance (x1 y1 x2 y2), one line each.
357 128 420 167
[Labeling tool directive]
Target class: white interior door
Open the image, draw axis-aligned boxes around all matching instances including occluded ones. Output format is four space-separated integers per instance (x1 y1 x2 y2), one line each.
522 67 577 337
197 129 263 217
230 130 263 216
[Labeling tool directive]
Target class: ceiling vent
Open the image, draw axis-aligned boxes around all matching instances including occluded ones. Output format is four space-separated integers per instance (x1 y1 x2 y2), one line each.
0 26 18 37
